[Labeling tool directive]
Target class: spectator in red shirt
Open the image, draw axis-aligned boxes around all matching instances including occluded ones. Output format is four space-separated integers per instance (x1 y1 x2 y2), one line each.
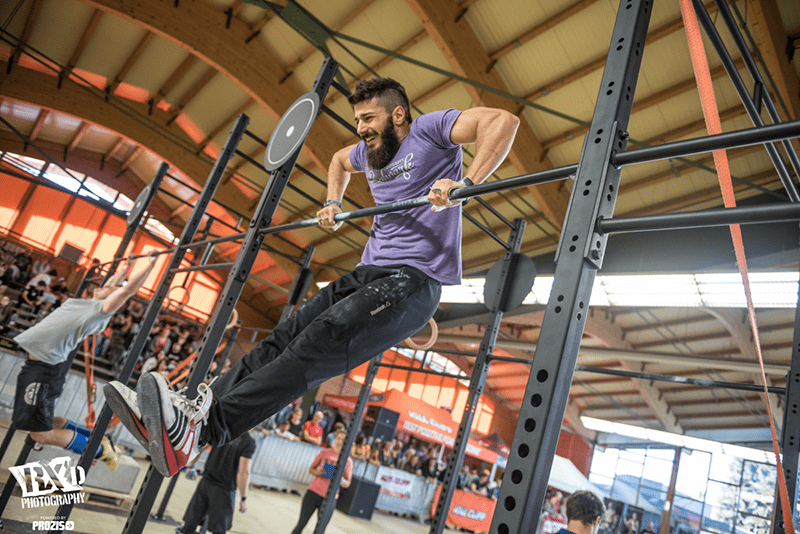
302 411 325 446
291 429 353 534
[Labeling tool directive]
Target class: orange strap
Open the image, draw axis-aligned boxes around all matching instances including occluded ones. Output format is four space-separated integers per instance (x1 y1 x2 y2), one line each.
680 1 794 529
83 335 96 429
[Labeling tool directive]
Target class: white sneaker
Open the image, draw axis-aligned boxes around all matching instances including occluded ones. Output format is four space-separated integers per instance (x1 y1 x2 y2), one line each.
137 372 212 477
104 381 148 449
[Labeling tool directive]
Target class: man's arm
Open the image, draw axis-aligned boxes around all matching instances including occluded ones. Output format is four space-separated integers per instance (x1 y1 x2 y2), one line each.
102 254 157 314
317 144 358 230
428 107 520 210
237 456 251 513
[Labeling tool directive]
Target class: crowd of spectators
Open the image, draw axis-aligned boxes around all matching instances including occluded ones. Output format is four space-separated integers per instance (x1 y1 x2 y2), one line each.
0 242 71 332
254 404 501 502
0 240 213 386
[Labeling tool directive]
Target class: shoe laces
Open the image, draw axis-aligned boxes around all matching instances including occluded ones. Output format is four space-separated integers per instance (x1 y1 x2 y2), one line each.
171 377 216 423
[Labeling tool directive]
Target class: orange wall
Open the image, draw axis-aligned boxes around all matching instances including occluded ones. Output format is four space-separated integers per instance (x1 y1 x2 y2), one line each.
0 169 222 320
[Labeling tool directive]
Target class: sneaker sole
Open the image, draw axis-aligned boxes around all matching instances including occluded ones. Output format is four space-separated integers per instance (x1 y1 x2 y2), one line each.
138 372 179 477
103 383 149 449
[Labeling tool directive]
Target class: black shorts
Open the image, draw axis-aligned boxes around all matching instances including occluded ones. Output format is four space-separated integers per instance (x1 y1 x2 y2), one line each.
12 358 70 432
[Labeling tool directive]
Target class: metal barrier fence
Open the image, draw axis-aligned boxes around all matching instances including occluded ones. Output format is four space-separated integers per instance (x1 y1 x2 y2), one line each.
0 350 439 521
248 434 439 520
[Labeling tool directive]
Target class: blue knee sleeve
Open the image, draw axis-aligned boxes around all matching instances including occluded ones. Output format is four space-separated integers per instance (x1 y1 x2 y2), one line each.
66 431 102 457
64 420 91 437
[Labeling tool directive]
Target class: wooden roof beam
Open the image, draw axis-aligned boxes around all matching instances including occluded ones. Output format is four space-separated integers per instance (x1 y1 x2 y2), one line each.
28 109 49 141
521 2 718 102
584 315 683 433
281 0 379 83
67 121 92 152
79 0 368 206
62 8 103 82
8 0 43 71
0 61 304 278
486 0 602 71
149 54 198 112
106 32 155 95
542 59 744 151
405 0 570 228
166 67 218 125
198 98 255 151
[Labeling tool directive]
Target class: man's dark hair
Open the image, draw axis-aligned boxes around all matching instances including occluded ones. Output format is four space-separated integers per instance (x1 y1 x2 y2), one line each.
348 78 412 123
565 491 605 525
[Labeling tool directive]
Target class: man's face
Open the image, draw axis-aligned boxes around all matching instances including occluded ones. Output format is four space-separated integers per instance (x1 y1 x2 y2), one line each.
313 411 324 423
354 98 402 169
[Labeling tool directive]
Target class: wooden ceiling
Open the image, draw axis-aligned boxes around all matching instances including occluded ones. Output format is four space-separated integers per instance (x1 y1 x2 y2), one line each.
1 0 799 448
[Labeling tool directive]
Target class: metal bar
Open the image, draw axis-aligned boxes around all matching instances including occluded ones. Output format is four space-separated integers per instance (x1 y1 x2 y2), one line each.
329 79 351 98
321 104 358 135
234 148 268 171
574 365 785 394
597 202 800 234
0 436 36 516
713 0 800 182
260 163 576 236
430 218 527 534
375 362 468 380
279 246 315 322
491 1 652 531
181 232 244 252
243 128 269 148
612 120 800 168
775 253 800 534
109 114 252 534
475 196 515 229
314 354 384 534
170 262 234 273
463 212 511 250
164 172 249 224
691 0 799 202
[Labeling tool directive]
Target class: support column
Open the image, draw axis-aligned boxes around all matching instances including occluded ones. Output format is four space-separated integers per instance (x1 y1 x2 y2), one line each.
430 218 527 534
773 256 800 534
490 0 652 532
314 353 384 534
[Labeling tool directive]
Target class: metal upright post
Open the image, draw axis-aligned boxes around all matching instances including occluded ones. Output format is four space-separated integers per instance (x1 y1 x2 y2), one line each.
48 115 250 534
774 257 800 534
490 0 652 532
430 218 526 534
115 58 338 534
280 245 315 322
712 0 800 181
314 353 384 534
690 0 800 202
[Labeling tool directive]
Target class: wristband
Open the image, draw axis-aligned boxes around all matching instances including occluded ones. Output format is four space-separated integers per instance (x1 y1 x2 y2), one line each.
323 199 342 209
241 496 247 501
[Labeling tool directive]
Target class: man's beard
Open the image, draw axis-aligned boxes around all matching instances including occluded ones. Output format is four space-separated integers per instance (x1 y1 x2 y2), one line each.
366 120 401 169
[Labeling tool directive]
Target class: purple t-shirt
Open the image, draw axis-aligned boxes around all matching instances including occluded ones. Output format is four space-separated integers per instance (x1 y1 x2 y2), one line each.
349 109 463 285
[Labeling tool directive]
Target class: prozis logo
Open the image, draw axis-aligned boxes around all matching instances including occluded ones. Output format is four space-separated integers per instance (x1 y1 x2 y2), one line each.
8 456 87 509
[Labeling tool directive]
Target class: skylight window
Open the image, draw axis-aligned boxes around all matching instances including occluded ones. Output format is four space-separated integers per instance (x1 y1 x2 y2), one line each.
441 272 800 309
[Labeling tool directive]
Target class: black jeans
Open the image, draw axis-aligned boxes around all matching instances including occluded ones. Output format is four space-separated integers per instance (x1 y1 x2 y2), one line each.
291 490 324 534
204 264 441 446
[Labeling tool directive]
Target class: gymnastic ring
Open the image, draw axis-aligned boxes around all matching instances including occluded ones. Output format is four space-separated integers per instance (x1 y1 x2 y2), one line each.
226 308 239 330
167 285 190 310
405 318 438 351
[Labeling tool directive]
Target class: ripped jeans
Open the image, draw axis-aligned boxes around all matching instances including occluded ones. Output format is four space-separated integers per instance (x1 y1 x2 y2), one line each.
203 264 441 446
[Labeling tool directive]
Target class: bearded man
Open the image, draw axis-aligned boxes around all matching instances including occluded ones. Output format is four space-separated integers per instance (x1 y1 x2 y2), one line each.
106 77 520 478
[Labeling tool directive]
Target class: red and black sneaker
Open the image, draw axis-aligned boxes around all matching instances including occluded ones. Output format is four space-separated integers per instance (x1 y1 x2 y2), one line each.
137 371 212 478
104 381 149 449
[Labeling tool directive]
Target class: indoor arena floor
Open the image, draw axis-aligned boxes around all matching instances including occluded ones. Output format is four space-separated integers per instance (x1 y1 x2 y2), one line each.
0 420 433 534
